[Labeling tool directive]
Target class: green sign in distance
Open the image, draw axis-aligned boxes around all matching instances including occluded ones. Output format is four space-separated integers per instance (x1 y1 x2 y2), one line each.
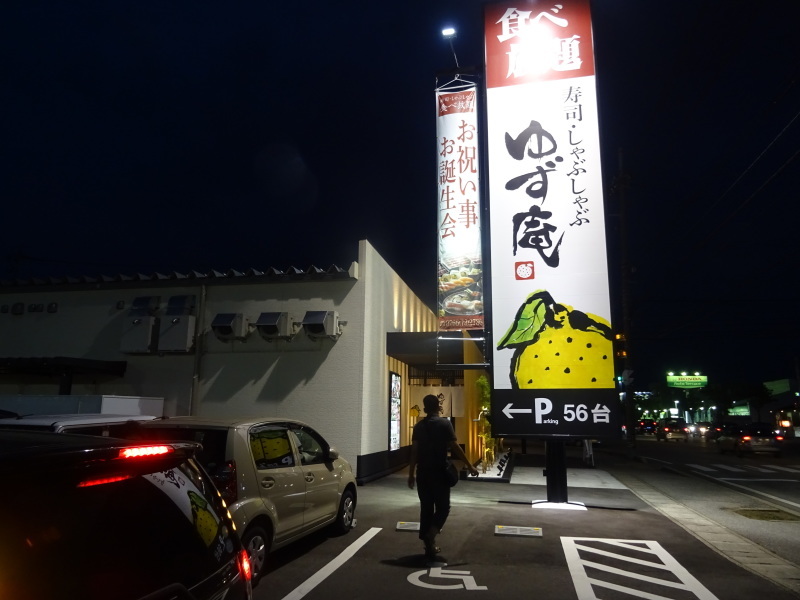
667 375 708 389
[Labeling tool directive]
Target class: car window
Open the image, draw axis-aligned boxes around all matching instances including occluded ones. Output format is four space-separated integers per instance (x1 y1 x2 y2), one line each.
290 427 326 466
1 457 238 600
746 424 774 436
135 426 229 476
250 425 295 469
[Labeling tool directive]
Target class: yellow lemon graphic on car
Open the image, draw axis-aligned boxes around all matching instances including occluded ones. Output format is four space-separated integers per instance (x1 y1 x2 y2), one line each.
498 290 615 389
189 490 220 547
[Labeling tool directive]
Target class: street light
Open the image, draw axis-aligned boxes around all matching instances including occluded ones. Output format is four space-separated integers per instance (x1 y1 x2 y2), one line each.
442 27 460 68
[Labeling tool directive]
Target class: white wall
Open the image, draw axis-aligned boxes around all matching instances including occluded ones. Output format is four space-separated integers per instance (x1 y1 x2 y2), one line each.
0 240 436 471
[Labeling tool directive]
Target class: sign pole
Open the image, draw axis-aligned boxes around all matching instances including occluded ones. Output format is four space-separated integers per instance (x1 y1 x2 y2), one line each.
545 440 568 502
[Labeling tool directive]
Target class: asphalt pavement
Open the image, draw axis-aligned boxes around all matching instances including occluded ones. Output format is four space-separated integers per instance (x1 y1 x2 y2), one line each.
259 438 800 600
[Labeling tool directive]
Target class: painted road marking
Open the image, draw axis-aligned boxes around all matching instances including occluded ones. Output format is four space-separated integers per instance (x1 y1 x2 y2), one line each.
764 465 800 473
688 464 800 475
408 567 487 590
281 527 381 600
711 464 745 472
687 464 715 472
561 537 718 600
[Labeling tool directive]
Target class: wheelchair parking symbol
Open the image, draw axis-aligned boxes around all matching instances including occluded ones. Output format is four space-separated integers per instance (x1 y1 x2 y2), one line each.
407 567 487 590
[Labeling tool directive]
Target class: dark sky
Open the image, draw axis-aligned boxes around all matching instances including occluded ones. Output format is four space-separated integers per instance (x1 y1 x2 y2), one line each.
2 1 798 388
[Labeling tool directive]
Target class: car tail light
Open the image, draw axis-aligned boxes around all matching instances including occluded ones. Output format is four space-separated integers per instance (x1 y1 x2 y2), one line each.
663 427 670 432
238 548 252 582
776 435 784 441
119 445 174 459
78 474 134 488
683 428 689 433
213 460 238 505
741 435 752 441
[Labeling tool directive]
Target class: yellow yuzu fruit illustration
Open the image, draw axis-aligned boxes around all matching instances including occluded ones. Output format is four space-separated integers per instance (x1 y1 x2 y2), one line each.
498 290 615 389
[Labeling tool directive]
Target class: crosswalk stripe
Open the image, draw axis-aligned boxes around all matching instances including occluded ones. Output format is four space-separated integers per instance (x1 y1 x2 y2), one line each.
767 465 800 473
687 464 715 472
711 464 745 472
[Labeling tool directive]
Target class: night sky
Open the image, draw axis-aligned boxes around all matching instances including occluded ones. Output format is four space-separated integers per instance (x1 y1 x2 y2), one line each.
2 1 798 388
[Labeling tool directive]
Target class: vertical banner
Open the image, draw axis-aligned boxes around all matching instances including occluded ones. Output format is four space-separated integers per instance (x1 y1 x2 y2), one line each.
485 1 619 437
436 81 484 331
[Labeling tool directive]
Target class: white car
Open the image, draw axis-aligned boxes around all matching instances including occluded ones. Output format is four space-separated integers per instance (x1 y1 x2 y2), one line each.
0 413 157 435
132 416 357 586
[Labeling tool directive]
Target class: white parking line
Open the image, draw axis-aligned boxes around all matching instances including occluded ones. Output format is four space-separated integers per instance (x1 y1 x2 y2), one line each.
710 464 745 472
561 537 718 600
687 464 715 472
281 527 382 600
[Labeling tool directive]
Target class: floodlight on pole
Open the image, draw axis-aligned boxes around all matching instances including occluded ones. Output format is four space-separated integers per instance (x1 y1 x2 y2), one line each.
441 27 460 68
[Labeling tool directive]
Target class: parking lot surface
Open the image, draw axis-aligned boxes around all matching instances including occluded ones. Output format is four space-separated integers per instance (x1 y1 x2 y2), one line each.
258 445 800 600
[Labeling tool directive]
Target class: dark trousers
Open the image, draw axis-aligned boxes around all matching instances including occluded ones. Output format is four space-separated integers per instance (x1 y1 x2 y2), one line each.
416 467 451 540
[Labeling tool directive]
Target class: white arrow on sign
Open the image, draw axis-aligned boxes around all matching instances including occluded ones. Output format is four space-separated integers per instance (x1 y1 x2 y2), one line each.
407 567 487 590
502 403 532 419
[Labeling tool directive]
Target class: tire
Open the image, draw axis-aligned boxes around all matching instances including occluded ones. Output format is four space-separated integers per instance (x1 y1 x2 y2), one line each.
242 525 270 587
331 489 356 535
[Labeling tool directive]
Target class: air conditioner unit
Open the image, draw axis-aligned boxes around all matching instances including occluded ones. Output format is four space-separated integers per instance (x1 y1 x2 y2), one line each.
120 296 161 353
301 310 342 340
210 313 249 341
120 316 159 354
158 315 196 352
255 312 296 341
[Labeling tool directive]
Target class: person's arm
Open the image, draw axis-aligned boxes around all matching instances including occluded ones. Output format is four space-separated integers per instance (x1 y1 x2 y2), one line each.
407 439 419 489
449 440 479 476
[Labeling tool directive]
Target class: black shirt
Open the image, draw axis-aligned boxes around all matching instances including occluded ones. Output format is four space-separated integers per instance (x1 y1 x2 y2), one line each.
412 416 456 470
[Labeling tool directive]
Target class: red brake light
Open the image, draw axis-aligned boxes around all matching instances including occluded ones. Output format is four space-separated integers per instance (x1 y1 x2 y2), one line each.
119 445 173 459
776 436 784 441
78 474 134 488
741 435 752 441
238 548 252 582
663 427 670 432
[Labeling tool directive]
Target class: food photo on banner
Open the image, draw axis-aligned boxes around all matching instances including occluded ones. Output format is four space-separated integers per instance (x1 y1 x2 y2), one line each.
435 78 484 333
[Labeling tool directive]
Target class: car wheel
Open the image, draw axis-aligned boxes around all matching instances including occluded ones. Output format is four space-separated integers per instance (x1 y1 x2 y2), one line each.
331 489 356 535
242 525 270 587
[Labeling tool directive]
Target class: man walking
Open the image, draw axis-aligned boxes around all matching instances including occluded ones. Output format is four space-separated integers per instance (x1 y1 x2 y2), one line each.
408 394 479 558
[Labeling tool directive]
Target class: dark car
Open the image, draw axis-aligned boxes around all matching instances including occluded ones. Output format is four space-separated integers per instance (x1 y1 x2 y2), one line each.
636 419 657 435
707 422 739 442
0 430 252 600
655 418 689 442
716 422 784 456
690 421 713 439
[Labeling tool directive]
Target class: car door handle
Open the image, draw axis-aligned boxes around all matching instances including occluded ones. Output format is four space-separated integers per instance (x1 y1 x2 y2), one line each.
305 474 314 483
261 478 275 489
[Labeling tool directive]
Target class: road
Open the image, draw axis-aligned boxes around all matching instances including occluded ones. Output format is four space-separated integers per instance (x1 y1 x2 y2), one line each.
251 439 800 600
630 434 800 514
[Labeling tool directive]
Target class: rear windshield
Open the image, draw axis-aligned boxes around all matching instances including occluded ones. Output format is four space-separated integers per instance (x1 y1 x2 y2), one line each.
745 423 776 436
133 426 229 474
0 457 238 600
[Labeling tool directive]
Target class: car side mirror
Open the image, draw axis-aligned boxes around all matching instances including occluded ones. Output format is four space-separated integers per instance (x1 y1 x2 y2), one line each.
327 447 339 460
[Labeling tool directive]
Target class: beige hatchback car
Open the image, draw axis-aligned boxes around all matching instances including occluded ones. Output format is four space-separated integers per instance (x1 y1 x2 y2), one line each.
131 416 357 585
